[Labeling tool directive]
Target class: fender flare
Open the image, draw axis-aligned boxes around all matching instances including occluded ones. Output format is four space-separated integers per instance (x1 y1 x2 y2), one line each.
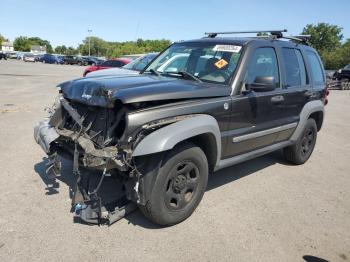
131 114 221 165
290 100 324 142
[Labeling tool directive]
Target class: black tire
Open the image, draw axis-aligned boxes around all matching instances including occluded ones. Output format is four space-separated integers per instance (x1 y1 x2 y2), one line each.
284 118 317 165
139 143 208 226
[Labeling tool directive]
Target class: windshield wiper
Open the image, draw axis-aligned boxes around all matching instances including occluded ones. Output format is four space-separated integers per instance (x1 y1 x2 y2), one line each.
164 71 202 83
178 71 202 82
148 68 160 76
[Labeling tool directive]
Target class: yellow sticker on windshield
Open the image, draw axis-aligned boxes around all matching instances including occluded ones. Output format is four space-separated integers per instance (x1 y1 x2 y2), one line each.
215 59 228 69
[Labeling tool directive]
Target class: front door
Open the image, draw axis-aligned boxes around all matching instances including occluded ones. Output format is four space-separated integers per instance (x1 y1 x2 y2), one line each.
223 46 294 158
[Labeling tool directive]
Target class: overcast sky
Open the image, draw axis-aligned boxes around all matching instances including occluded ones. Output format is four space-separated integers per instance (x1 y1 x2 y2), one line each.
1 0 349 47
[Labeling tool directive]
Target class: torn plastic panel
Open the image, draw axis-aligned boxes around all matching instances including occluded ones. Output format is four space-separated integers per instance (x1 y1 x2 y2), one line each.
33 94 197 224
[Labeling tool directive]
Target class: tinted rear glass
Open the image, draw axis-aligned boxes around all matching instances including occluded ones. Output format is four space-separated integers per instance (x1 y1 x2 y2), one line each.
306 51 325 85
281 48 307 87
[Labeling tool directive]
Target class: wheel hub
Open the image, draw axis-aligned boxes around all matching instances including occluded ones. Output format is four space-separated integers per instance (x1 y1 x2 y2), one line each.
172 174 187 193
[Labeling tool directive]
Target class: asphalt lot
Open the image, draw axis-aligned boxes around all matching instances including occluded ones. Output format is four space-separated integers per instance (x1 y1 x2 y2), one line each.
0 59 349 262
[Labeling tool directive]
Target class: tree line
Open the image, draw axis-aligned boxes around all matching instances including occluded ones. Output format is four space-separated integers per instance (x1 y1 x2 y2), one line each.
9 34 171 59
1 22 349 69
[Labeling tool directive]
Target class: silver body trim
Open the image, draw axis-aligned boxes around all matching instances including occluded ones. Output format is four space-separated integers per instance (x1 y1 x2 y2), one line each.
131 100 324 173
232 122 297 143
215 141 292 171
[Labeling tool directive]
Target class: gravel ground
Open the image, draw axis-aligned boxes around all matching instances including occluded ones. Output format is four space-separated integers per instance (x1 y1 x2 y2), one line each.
0 60 349 262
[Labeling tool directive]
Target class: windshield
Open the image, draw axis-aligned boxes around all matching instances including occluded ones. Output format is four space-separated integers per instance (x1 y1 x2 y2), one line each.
123 53 158 71
144 42 242 84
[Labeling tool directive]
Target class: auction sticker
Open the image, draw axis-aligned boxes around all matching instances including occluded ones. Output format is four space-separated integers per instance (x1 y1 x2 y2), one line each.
213 45 242 53
214 59 228 69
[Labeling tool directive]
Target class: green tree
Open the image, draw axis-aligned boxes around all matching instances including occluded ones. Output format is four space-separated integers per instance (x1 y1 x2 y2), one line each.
28 37 53 53
66 46 78 55
77 37 171 58
302 23 343 53
14 36 53 53
79 36 109 56
0 34 7 48
55 45 67 54
13 36 31 51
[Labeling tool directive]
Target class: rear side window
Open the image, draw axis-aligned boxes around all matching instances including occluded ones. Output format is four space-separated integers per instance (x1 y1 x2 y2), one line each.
281 48 307 88
306 51 325 85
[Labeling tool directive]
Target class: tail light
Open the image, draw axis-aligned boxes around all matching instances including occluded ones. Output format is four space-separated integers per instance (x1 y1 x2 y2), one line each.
324 87 329 106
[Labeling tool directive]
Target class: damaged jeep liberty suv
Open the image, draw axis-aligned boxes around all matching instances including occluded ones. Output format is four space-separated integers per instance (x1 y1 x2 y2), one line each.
34 30 328 226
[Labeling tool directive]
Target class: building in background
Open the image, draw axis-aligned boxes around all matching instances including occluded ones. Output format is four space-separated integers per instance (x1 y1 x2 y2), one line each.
1 41 14 52
30 45 46 55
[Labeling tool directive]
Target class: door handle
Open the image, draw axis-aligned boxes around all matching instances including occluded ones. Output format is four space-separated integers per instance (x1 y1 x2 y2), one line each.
271 95 284 103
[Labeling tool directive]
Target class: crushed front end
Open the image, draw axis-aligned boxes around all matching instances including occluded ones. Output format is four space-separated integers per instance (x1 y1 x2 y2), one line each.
34 95 137 225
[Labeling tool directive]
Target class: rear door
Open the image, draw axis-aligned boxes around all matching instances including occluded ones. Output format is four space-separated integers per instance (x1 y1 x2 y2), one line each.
273 47 310 143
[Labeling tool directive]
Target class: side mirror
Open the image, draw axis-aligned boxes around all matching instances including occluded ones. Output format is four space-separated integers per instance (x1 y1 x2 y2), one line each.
248 76 276 92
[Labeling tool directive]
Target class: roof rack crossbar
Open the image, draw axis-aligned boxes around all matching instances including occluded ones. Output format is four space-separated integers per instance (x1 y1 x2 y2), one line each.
204 29 287 38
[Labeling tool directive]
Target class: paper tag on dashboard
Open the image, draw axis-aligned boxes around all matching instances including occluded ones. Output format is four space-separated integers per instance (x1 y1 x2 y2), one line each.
213 45 242 53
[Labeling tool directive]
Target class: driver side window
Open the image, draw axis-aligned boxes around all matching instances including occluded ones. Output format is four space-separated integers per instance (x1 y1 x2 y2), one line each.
245 47 280 89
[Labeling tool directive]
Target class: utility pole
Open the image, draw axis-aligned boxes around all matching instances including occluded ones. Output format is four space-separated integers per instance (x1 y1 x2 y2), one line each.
88 29 92 56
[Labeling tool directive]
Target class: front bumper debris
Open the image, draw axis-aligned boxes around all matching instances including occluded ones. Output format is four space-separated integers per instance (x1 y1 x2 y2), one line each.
34 119 60 154
33 98 138 225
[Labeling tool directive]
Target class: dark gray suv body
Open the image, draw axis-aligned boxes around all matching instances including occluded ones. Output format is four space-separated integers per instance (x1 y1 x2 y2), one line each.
34 33 327 226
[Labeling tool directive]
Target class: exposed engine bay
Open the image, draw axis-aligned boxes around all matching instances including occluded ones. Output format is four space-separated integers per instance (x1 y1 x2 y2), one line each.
34 96 145 225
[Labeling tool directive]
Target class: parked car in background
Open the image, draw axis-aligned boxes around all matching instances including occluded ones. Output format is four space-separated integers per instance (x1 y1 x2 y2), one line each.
41 54 64 64
83 58 131 76
35 54 44 62
333 65 350 80
16 52 26 60
82 56 104 66
120 54 143 60
86 53 159 77
63 55 88 66
8 52 18 59
0 52 7 60
23 53 36 62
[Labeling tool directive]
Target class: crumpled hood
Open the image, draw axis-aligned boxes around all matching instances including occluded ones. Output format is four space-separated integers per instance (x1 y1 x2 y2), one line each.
58 74 231 107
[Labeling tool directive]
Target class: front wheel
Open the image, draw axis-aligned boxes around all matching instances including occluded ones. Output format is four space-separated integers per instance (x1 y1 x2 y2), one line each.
284 118 317 165
139 143 208 226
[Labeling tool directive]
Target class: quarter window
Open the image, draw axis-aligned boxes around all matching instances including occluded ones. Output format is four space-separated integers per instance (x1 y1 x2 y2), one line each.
245 47 280 88
306 51 325 85
281 48 308 87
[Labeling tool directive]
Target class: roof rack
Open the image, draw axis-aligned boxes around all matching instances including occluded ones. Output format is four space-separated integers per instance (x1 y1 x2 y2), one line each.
204 30 310 45
204 29 287 38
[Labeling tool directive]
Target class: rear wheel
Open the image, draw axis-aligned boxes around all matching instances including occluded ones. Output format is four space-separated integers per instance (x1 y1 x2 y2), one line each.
284 118 317 165
139 143 208 226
